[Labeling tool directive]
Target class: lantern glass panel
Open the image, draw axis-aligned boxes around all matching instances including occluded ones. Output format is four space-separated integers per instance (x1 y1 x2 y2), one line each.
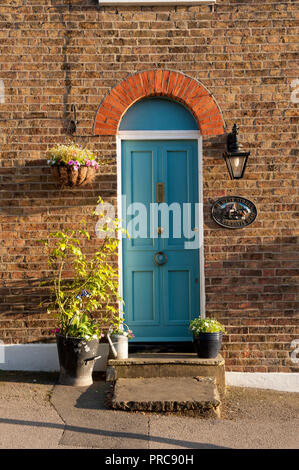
230 155 246 178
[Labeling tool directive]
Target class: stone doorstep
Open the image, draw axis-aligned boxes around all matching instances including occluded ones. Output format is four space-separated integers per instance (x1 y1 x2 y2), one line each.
106 353 226 397
108 353 225 366
111 376 221 418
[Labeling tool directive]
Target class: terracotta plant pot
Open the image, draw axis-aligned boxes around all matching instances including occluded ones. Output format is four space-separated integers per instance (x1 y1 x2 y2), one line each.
51 165 97 187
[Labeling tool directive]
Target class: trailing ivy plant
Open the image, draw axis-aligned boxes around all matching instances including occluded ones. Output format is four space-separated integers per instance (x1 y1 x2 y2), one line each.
40 198 127 340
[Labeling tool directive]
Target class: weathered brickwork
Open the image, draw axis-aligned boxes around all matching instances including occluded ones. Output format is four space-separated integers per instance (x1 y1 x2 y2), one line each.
0 0 298 372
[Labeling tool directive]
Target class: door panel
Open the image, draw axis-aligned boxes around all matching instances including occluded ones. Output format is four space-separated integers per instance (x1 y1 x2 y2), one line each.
130 150 153 247
163 143 196 249
130 269 158 323
166 150 188 247
167 269 191 322
122 140 200 342
123 142 159 251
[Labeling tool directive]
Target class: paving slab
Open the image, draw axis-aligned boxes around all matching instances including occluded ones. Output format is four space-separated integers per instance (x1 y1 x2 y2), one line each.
111 376 220 416
0 376 63 449
0 372 298 449
148 414 299 449
51 381 150 448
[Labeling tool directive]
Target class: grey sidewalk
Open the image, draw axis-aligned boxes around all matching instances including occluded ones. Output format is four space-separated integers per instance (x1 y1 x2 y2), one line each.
0 372 298 449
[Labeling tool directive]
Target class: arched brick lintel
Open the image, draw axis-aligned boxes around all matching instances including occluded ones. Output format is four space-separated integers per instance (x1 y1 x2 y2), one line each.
93 70 225 136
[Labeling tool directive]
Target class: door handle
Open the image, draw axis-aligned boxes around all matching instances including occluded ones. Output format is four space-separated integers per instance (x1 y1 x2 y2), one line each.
154 251 167 266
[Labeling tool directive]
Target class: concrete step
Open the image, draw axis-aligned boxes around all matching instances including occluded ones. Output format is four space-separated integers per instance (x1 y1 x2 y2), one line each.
110 376 221 418
107 353 225 396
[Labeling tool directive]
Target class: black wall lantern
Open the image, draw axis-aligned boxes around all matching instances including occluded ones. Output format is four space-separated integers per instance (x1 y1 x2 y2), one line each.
223 124 250 179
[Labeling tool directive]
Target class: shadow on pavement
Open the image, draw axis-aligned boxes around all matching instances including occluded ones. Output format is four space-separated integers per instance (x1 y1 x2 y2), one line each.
0 417 229 449
74 381 109 410
0 370 58 385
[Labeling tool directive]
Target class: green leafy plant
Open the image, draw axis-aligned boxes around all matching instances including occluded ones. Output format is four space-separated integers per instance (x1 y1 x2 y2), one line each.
47 142 100 170
189 317 226 335
110 318 135 340
40 198 127 340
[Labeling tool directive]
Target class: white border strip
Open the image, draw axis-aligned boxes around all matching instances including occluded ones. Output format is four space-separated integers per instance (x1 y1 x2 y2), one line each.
226 372 299 393
0 344 109 372
117 130 201 140
99 0 216 5
1 345 298 392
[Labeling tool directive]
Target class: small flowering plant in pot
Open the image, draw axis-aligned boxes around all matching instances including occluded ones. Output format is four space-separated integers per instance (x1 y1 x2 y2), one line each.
107 318 134 360
47 143 100 187
41 203 123 386
189 317 226 359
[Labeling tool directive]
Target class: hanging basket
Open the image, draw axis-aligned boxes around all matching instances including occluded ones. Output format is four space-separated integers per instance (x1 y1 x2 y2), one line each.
51 164 97 187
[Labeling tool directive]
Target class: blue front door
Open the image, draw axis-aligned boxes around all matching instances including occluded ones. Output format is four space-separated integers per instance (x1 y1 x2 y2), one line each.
122 140 200 341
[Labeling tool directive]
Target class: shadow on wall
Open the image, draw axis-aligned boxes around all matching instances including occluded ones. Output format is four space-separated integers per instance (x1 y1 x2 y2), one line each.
0 278 111 345
0 279 53 342
0 235 297 374
0 133 225 218
0 159 116 218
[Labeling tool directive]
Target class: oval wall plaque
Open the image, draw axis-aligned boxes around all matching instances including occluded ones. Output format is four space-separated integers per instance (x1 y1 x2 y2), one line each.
211 196 257 229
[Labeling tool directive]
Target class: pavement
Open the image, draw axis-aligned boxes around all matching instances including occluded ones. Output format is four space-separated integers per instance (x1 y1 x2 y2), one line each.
0 371 298 449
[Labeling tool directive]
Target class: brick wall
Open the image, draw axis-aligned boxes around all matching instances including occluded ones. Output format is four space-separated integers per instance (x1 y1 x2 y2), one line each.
0 0 298 372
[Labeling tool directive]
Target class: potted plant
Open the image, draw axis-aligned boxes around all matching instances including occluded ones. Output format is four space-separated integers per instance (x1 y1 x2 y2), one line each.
47 142 100 187
107 319 134 360
40 201 122 386
189 317 226 359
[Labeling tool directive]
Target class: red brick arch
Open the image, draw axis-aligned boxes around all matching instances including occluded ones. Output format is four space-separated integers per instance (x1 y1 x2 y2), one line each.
93 70 225 136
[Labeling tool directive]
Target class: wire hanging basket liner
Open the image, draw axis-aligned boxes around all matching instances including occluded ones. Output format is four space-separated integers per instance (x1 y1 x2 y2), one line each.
51 165 97 187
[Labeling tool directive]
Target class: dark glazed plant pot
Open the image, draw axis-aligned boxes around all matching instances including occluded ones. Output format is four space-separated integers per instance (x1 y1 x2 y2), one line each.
56 334 100 386
193 332 223 359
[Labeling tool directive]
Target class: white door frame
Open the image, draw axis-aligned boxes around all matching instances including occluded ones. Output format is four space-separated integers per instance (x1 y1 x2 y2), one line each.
116 130 206 326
